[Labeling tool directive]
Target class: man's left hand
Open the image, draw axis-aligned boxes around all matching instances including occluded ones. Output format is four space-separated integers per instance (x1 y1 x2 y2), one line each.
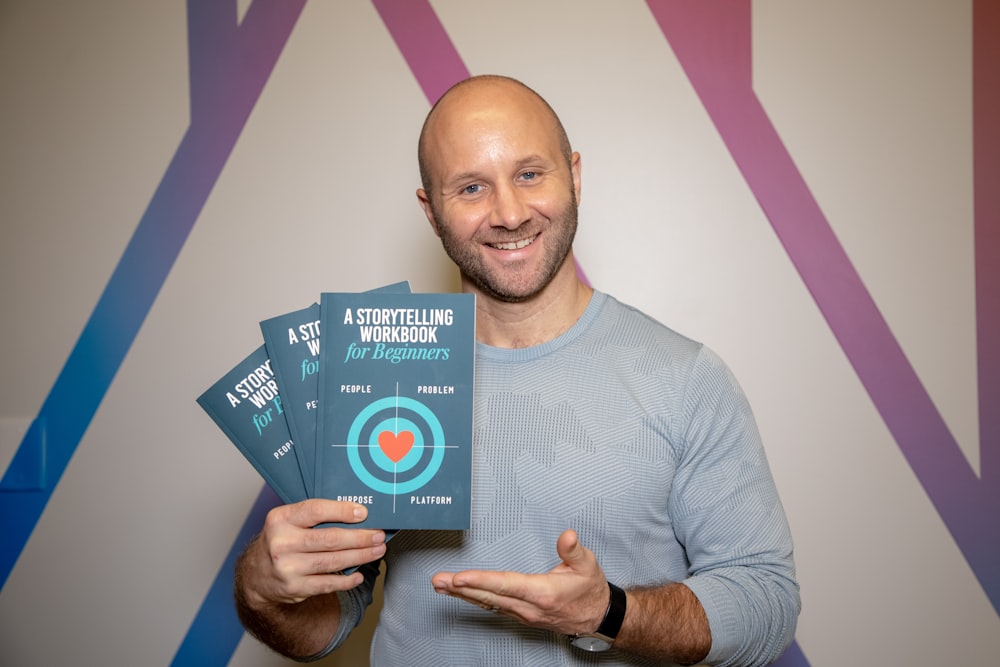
430 529 611 635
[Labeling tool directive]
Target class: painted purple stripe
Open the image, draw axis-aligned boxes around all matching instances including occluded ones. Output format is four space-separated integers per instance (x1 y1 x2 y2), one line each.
372 0 470 105
974 0 999 485
646 0 999 613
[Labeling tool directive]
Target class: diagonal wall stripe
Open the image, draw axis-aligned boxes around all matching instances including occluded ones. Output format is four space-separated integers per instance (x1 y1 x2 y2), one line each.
372 0 470 105
646 0 999 616
973 0 999 486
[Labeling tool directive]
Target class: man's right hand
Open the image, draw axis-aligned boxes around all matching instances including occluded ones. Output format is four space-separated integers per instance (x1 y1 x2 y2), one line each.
239 499 387 610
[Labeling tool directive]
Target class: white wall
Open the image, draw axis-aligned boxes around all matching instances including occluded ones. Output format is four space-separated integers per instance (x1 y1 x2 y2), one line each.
1 1 996 665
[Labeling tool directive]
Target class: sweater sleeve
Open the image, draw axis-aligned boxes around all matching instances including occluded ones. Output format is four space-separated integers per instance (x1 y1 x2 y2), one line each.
671 347 800 667
298 558 382 662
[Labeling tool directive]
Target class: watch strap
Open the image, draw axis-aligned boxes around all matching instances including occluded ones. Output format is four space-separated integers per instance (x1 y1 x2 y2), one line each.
596 581 627 640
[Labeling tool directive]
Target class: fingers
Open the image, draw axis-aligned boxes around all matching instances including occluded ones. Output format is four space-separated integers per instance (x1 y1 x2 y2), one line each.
433 569 545 623
248 500 387 604
268 523 385 571
255 534 385 605
279 530 386 577
431 574 514 618
432 570 517 597
273 498 372 530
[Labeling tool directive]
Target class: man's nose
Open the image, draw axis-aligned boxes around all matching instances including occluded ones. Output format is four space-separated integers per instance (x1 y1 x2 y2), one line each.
492 182 530 229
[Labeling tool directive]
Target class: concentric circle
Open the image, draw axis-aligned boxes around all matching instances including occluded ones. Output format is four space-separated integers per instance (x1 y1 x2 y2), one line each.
345 396 445 494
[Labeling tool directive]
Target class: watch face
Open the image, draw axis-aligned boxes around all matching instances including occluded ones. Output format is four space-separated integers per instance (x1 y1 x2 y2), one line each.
570 635 612 652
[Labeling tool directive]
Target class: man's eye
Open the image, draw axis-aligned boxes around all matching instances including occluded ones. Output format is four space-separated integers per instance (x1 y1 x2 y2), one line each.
520 171 537 181
463 184 481 195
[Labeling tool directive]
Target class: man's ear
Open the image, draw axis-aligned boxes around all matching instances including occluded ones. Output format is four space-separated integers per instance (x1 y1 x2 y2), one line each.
570 151 582 206
416 188 441 237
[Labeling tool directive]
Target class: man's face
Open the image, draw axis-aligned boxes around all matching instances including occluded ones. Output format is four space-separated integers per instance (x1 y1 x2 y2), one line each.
418 85 582 303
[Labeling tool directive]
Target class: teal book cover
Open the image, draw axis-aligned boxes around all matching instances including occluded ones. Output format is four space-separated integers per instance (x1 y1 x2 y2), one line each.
316 292 475 530
259 303 322 497
260 282 410 496
197 345 307 504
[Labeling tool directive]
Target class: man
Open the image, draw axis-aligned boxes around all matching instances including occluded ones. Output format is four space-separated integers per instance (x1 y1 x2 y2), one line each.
235 75 800 666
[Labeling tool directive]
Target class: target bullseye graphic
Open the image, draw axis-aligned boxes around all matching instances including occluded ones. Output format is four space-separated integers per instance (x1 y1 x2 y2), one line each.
346 396 445 495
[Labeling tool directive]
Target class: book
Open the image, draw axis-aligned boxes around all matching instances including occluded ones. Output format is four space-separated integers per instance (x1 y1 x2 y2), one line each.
260 282 410 496
197 345 307 504
316 291 475 530
259 302 322 497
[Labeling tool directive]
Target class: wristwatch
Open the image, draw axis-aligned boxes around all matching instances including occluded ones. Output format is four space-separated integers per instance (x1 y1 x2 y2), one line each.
569 581 627 652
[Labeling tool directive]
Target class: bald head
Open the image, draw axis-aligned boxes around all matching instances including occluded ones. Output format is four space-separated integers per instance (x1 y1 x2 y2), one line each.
417 75 573 201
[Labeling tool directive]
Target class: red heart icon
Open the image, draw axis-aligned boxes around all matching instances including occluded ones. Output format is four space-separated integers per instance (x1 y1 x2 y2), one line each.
378 430 414 463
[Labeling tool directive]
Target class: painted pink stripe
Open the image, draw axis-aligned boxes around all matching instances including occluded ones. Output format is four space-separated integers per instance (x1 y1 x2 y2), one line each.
371 0 470 104
645 0 999 611
974 0 999 485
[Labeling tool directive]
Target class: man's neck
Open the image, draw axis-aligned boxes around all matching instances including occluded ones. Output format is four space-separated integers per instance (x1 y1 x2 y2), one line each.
469 257 594 349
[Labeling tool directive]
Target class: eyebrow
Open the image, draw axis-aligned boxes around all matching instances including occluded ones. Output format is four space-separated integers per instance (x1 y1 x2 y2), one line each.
513 154 553 170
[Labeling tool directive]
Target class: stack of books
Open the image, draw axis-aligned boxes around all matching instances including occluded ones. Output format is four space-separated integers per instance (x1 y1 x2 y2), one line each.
198 282 475 531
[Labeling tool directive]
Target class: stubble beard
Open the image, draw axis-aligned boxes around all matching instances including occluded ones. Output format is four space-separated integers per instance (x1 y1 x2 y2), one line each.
433 191 579 304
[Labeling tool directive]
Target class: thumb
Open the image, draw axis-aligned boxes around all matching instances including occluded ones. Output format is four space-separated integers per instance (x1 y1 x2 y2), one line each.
556 529 586 567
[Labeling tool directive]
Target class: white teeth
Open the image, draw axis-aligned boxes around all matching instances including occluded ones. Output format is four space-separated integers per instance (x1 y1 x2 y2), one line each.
492 236 535 250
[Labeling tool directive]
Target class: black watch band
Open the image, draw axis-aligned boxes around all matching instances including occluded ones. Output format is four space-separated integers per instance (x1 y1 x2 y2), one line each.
596 581 627 639
569 581 627 652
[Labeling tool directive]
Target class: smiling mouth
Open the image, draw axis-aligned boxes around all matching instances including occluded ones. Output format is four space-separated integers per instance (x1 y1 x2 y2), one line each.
489 234 537 250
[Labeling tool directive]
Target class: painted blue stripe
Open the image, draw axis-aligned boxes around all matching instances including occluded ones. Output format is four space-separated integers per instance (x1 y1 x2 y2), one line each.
0 123 203 588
